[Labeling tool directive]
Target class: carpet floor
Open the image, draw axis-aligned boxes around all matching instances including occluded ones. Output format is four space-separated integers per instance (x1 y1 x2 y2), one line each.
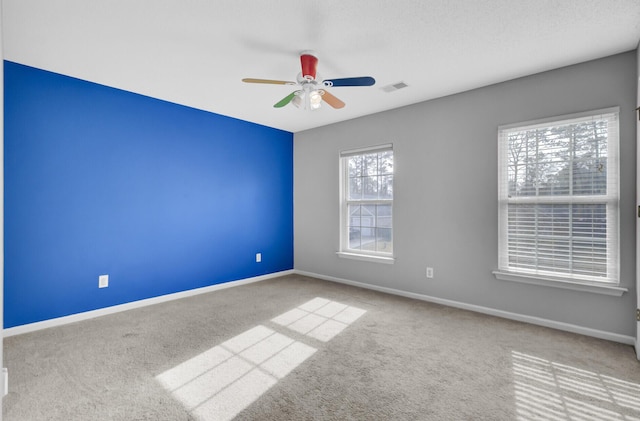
3 274 640 420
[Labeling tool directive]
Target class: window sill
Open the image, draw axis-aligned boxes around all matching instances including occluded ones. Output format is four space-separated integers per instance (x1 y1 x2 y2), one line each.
492 270 627 296
336 252 395 264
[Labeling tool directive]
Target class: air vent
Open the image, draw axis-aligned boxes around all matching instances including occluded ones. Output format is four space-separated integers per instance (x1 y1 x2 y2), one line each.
381 81 408 93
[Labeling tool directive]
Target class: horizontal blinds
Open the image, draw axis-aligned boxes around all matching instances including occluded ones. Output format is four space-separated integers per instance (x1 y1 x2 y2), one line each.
498 110 619 283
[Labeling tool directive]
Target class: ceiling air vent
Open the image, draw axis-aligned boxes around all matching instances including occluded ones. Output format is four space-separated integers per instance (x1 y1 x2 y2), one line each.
381 81 408 93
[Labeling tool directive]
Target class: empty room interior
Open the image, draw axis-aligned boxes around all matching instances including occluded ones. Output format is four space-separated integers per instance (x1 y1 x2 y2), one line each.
2 1 640 420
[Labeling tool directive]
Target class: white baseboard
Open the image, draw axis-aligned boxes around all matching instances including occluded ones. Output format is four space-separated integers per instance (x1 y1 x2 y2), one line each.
294 270 635 346
3 270 294 338
6 268 633 346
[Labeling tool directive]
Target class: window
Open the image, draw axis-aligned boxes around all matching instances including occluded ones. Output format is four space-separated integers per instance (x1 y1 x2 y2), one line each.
339 145 393 262
497 108 619 286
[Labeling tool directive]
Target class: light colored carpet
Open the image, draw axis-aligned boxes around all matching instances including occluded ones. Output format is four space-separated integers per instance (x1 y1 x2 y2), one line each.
3 274 640 420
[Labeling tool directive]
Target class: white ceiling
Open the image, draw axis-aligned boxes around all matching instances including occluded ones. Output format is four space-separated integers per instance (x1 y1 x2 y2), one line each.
3 0 640 133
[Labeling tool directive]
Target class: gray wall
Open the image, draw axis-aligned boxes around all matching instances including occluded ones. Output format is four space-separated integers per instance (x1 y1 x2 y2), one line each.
294 51 637 337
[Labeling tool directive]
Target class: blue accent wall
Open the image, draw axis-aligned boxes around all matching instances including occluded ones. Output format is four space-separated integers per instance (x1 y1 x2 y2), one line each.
4 61 294 328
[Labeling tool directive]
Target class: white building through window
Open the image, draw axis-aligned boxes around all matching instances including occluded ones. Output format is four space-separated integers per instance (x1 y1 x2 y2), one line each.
339 145 393 262
497 108 619 286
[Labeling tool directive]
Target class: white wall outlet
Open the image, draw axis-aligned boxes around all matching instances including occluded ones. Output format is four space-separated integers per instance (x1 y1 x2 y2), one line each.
256 253 262 263
426 267 434 279
99 274 109 288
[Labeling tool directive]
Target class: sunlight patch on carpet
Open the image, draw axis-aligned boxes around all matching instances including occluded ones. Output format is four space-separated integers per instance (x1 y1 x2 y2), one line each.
271 297 366 342
156 297 367 421
512 350 640 421
156 325 316 421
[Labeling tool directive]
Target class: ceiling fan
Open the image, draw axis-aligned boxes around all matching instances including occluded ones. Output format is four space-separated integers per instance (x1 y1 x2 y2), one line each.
242 51 375 110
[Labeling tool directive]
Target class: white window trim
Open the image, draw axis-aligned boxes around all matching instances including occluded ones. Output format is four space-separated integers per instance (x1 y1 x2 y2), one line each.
336 251 395 264
492 270 627 296
338 144 395 263
496 107 620 289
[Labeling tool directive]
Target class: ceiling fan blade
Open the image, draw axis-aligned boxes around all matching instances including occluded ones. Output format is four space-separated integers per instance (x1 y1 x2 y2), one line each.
242 78 296 85
323 76 376 87
321 90 345 109
274 91 298 108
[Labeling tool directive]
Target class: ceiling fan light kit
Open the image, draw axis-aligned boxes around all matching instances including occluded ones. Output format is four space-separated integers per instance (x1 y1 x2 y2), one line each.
292 88 323 110
242 51 375 111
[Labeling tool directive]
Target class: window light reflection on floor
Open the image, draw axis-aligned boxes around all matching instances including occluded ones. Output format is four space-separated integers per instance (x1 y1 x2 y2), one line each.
271 297 367 342
512 350 640 421
156 297 366 421
157 325 316 421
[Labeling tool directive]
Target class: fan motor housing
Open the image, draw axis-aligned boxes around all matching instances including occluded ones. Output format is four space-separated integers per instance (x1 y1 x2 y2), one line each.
300 53 318 80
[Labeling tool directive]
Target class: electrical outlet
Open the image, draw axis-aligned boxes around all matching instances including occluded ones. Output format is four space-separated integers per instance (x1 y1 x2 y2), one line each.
256 253 262 263
426 267 434 279
99 274 109 288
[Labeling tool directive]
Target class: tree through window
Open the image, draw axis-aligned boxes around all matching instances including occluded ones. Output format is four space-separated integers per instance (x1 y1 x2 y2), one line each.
498 109 619 284
340 145 393 258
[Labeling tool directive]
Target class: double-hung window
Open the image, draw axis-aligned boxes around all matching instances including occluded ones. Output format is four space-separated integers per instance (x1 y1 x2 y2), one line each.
497 108 619 286
339 145 394 262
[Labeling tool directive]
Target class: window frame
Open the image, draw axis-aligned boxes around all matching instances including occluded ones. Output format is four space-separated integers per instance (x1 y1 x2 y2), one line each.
495 108 624 294
337 144 394 264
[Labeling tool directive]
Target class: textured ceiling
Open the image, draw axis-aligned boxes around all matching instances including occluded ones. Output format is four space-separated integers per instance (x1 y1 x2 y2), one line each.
3 0 640 133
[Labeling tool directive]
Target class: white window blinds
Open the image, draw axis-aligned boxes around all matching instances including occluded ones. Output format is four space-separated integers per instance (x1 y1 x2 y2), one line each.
497 109 619 284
